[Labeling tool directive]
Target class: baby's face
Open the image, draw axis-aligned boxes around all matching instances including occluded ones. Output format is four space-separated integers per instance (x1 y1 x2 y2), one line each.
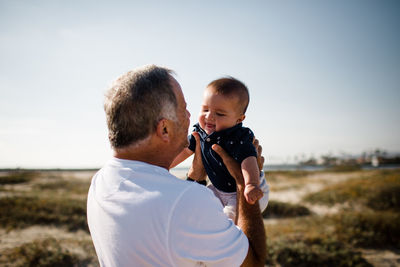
198 86 245 135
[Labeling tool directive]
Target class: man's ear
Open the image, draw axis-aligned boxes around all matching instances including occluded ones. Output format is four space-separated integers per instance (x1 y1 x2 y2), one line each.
237 114 246 124
156 118 170 142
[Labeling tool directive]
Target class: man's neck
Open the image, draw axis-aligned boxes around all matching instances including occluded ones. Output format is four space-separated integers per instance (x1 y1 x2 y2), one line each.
113 139 172 170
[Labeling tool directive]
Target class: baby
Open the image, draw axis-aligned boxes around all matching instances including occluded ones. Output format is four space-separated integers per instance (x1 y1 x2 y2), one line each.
171 77 263 219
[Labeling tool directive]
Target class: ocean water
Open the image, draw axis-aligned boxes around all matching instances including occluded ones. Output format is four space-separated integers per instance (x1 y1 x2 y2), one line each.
170 164 400 177
169 165 325 177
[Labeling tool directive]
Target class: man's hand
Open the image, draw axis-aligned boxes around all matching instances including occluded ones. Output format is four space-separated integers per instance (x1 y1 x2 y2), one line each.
253 138 264 172
213 139 267 267
211 144 244 187
187 132 207 181
211 137 264 188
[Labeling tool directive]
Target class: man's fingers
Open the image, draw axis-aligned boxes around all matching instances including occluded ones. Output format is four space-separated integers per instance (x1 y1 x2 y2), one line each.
253 137 264 171
257 144 262 156
258 144 264 169
192 132 200 149
192 131 200 140
187 131 207 180
254 138 264 171
212 144 229 160
212 144 237 168
253 138 259 149
192 132 203 161
212 144 243 185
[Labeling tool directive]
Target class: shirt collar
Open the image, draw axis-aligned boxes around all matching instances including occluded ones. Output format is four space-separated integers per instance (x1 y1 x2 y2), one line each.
193 123 243 140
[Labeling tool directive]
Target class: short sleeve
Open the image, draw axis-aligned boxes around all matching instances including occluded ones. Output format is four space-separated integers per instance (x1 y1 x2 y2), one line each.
231 128 257 163
188 134 196 152
168 184 248 267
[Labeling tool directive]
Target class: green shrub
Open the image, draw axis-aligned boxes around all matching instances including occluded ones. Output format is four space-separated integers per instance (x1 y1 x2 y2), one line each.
263 201 311 218
266 238 372 267
0 238 89 267
367 184 400 211
33 179 90 195
333 211 400 248
0 171 37 185
0 196 88 232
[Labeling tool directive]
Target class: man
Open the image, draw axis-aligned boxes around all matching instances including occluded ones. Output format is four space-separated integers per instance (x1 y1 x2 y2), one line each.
87 65 266 266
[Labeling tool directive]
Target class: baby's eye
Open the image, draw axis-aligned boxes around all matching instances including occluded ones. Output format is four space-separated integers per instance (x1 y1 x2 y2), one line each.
216 113 225 116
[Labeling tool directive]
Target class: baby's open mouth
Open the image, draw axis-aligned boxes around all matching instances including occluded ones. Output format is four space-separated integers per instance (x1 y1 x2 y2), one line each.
205 123 215 132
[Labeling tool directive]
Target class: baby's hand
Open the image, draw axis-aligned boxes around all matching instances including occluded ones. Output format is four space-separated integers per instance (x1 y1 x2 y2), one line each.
244 184 263 205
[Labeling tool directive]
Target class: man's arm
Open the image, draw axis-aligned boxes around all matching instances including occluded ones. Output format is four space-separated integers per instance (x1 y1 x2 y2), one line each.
212 144 266 267
187 134 266 266
170 147 193 169
253 138 265 172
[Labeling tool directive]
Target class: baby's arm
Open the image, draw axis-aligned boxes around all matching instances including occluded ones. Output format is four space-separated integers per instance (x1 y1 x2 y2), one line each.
241 156 263 204
170 147 194 169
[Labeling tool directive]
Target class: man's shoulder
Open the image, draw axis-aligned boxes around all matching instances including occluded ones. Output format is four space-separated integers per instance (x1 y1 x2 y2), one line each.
167 183 249 267
173 182 223 213
177 181 215 200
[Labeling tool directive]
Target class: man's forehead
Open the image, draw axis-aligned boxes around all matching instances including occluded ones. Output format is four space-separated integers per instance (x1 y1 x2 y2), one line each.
169 76 186 103
169 76 181 90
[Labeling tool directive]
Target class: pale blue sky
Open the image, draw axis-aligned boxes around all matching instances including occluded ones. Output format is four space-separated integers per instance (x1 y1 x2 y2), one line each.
1 0 399 168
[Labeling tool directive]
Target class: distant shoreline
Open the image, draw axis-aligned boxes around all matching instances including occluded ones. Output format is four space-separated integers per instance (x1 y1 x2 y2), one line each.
2 164 398 173
264 163 400 172
0 168 100 173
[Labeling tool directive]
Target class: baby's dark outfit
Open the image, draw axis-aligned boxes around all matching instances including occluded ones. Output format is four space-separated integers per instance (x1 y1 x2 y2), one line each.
188 123 257 193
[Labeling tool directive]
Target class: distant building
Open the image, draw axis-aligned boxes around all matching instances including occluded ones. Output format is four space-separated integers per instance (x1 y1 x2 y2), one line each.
371 155 379 167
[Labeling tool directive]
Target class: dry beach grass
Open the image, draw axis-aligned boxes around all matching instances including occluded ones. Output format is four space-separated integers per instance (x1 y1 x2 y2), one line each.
264 168 400 267
0 168 399 266
0 170 97 266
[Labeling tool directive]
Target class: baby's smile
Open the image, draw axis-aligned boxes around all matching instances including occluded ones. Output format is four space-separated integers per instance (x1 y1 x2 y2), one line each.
205 122 216 134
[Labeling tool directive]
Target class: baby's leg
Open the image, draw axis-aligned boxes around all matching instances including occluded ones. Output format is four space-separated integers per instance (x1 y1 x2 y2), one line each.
209 185 237 220
258 171 269 212
222 192 237 221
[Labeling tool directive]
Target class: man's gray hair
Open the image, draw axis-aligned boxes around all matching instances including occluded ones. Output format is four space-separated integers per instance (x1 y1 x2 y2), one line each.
104 65 178 149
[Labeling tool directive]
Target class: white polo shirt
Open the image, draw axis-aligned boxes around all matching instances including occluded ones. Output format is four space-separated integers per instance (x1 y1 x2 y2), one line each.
87 158 248 267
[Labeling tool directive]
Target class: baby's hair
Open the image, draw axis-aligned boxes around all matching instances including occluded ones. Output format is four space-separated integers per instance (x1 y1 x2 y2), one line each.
207 77 250 114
